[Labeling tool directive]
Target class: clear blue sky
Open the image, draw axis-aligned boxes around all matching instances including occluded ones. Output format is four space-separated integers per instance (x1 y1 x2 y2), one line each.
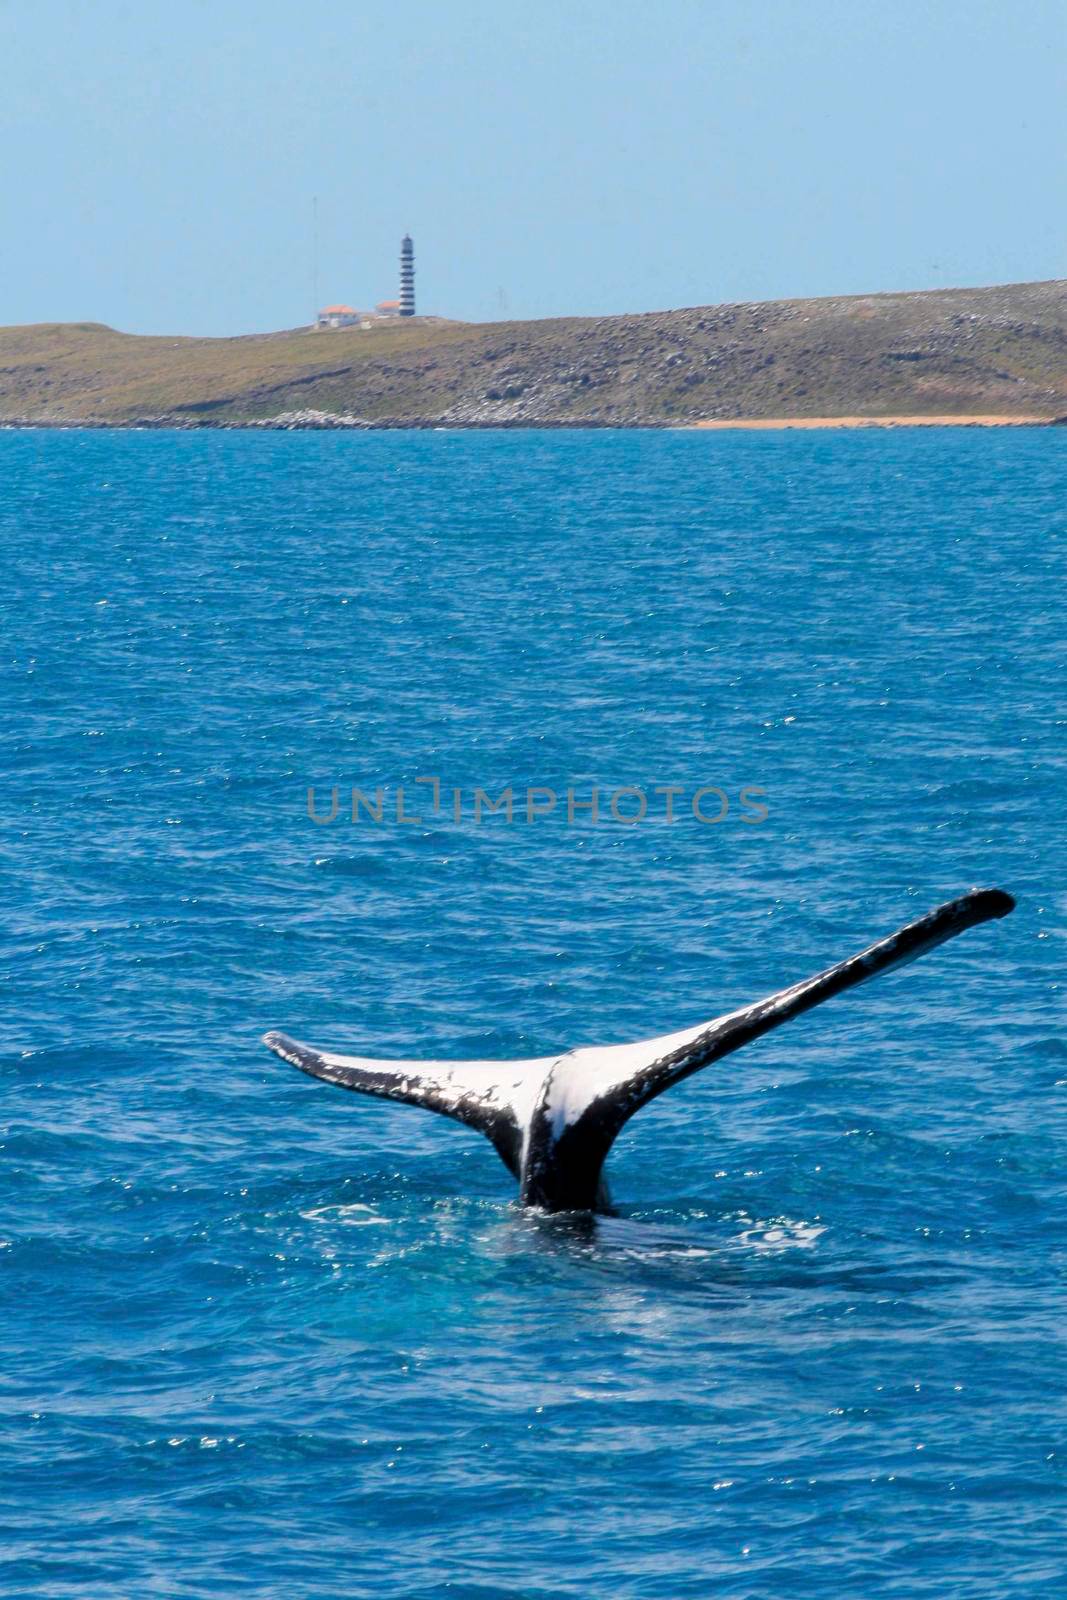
1 0 1064 335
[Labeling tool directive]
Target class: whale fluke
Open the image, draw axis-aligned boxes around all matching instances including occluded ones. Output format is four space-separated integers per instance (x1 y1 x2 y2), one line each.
261 1030 557 1180
264 887 1014 1213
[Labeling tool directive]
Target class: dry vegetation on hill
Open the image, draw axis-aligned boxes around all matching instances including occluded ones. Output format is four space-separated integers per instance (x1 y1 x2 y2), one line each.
1 280 1065 427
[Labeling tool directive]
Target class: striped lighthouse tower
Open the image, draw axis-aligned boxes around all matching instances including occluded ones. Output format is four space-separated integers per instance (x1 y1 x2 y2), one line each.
399 235 415 317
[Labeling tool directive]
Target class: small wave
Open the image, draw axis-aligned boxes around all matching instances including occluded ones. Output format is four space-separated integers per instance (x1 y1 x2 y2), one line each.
1019 1036 1067 1060
735 1218 827 1253
299 1202 390 1227
311 854 392 879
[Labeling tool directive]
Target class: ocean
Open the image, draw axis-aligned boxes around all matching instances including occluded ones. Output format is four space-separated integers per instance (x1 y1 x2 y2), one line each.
2 426 1064 1597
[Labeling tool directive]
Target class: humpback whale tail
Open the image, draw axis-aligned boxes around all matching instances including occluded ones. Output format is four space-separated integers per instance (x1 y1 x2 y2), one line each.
264 887 1014 1214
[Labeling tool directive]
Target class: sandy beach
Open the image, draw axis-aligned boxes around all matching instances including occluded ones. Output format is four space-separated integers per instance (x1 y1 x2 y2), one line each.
692 413 1059 430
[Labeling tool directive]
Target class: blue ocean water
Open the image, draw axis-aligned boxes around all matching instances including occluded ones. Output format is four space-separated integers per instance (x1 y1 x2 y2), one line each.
1 426 1064 1598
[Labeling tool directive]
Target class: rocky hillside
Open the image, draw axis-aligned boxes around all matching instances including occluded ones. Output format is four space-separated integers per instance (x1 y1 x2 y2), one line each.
1 279 1065 427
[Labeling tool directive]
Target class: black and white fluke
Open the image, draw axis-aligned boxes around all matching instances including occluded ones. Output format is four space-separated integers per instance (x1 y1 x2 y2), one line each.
264 888 1015 1214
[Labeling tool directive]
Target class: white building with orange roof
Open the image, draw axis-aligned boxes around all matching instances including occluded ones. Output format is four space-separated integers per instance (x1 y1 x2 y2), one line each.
315 304 362 329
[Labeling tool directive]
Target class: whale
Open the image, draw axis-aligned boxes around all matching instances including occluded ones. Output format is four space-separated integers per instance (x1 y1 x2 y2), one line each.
264 887 1014 1214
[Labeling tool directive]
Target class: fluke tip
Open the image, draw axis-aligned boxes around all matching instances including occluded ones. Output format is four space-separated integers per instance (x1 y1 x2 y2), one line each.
968 887 1016 919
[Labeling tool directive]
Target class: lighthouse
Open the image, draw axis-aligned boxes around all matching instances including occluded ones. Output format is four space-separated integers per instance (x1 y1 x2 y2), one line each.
399 235 415 316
